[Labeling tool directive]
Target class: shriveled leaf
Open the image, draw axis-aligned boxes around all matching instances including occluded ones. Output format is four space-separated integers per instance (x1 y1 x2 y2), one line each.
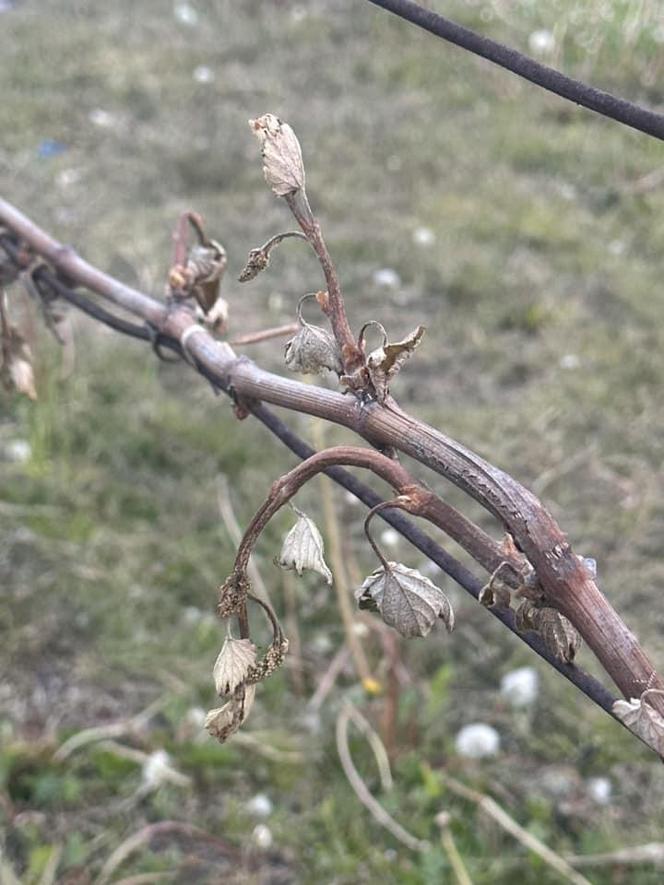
168 238 227 318
285 322 342 375
278 508 332 584
515 601 581 663
613 691 664 756
189 241 227 312
213 637 257 696
366 325 425 403
538 607 581 663
205 684 256 744
515 599 539 634
356 562 454 638
479 581 511 609
249 114 305 197
1 325 37 400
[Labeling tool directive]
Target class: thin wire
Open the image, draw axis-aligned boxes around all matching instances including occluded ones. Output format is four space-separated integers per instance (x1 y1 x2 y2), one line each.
366 0 664 141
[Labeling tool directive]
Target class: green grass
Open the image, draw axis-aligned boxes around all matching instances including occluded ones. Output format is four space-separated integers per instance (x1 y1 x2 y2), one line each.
2 0 664 881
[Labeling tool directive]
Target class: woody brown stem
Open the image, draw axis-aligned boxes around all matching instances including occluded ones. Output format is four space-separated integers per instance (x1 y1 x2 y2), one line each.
285 190 364 373
1 197 662 738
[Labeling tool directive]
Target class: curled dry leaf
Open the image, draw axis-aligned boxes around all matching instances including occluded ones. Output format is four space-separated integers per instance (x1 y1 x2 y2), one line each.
205 684 256 744
285 322 342 375
356 562 454 638
1 322 37 401
365 325 425 403
278 507 333 584
188 241 227 312
213 636 257 696
515 600 581 663
249 114 305 197
478 580 511 609
612 690 664 756
285 291 342 375
182 240 228 317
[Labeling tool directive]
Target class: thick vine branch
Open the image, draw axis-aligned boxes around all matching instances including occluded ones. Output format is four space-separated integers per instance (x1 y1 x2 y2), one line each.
1 198 662 752
365 0 664 141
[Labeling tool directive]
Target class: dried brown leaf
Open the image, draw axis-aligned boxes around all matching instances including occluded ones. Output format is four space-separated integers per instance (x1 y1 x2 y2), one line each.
205 684 256 744
278 508 333 584
249 114 305 197
285 322 342 375
538 607 582 663
515 601 581 663
479 581 511 609
188 241 227 313
366 325 425 403
613 690 664 756
356 562 454 638
213 637 257 696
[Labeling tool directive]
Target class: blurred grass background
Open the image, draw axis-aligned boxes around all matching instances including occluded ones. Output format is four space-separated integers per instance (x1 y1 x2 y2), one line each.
1 0 664 881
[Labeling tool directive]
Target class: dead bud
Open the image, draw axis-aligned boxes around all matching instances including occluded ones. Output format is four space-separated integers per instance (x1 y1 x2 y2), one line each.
217 569 251 618
238 231 308 283
246 637 290 684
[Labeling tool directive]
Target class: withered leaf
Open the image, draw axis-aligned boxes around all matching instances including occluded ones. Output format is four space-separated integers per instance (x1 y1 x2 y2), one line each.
187 241 227 314
205 684 256 744
213 636 257 696
538 607 581 663
278 508 333 585
249 114 305 197
515 601 581 663
479 581 511 609
366 325 425 403
613 690 664 756
285 322 342 375
356 562 454 638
